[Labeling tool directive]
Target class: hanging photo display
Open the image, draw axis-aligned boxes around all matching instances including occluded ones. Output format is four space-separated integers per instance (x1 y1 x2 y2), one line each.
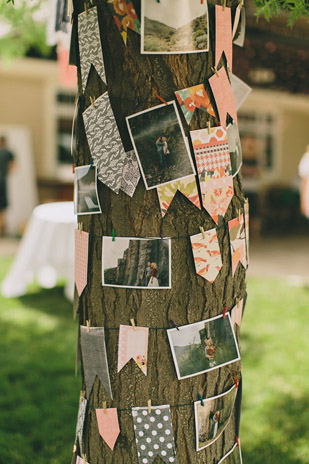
141 0 209 54
190 228 222 283
132 404 177 464
244 199 249 266
96 407 120 451
209 66 238 127
74 165 101 215
229 73 252 111
120 150 141 197
102 237 172 289
233 6 246 47
74 395 87 456
107 0 141 44
230 299 244 330
118 324 149 375
218 442 243 463
78 6 106 92
215 5 233 71
126 101 195 190
228 214 247 276
76 456 89 464
167 314 240 380
74 229 89 297
190 126 234 224
156 175 201 217
227 121 242 177
175 83 215 125
194 385 237 451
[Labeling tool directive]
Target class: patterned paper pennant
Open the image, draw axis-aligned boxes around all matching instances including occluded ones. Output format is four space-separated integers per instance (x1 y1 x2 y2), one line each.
80 326 113 399
78 6 106 93
227 121 242 178
118 325 149 375
230 299 244 328
132 404 177 464
234 6 246 47
83 92 126 193
96 408 120 450
120 150 141 197
75 229 89 297
107 0 141 44
190 126 234 224
175 84 215 125
190 228 222 283
75 395 87 455
76 456 89 464
244 199 249 267
215 5 233 71
209 66 238 126
229 73 252 111
228 214 246 275
156 175 201 218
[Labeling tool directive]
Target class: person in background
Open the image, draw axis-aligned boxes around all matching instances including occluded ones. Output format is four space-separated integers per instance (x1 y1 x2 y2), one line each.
0 136 15 236
298 144 309 219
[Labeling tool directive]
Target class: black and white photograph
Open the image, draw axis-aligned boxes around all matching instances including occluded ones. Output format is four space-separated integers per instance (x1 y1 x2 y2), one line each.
74 165 101 215
194 385 237 451
141 0 209 54
102 237 171 289
126 102 195 190
167 314 240 380
218 442 243 464
227 122 243 177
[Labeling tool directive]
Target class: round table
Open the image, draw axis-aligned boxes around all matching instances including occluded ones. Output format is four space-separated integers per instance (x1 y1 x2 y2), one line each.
1 201 76 300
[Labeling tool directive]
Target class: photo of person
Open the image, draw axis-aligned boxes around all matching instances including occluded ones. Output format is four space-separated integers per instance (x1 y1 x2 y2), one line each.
102 237 171 289
218 442 243 464
126 102 195 190
141 0 209 54
74 165 101 215
227 122 242 177
194 385 237 451
167 314 240 380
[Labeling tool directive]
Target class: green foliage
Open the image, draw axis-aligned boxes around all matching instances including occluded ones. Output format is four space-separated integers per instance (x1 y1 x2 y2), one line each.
254 0 309 26
0 0 51 60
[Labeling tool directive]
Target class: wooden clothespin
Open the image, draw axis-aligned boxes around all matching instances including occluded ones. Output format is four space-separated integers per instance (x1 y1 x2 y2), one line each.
84 2 88 15
238 209 242 221
197 393 204 406
82 454 87 464
239 0 244 8
199 226 206 239
78 222 83 234
211 66 220 78
130 318 136 331
157 95 168 105
103 401 107 414
112 229 116 242
223 0 226 10
80 390 86 402
68 0 73 16
207 121 211 132
72 163 75 174
148 399 152 414
222 306 228 319
90 96 95 108
86 320 91 333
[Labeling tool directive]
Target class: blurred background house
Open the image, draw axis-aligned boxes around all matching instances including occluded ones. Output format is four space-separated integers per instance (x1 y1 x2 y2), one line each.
0 0 308 235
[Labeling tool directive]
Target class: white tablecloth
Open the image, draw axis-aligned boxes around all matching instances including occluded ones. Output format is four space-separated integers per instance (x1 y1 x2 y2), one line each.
1 202 76 300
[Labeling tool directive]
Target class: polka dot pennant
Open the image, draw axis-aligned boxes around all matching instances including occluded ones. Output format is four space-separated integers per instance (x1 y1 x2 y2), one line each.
132 405 177 464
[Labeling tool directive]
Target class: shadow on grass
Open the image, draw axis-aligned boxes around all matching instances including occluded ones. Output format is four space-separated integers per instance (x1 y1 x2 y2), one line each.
18 285 73 320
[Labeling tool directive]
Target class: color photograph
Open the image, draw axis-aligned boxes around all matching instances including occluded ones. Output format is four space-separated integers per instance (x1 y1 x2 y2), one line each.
74 165 101 215
194 385 237 451
141 0 209 54
227 122 242 177
218 442 243 463
167 314 240 380
126 102 195 189
102 237 171 289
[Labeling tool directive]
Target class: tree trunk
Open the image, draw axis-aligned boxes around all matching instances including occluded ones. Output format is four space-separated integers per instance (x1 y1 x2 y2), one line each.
73 1 245 462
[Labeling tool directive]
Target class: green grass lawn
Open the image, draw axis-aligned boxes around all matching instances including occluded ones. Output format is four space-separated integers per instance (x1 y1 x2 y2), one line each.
0 256 309 463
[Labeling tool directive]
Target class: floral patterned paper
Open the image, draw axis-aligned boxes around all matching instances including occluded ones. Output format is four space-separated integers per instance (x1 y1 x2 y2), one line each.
175 84 215 125
190 228 222 283
156 174 201 217
107 0 141 44
118 325 149 375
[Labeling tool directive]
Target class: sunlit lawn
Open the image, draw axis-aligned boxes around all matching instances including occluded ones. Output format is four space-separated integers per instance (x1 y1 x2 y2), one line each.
1 256 309 463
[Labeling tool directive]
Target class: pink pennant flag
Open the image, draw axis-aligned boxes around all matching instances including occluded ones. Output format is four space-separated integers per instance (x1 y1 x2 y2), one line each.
231 299 244 328
209 66 238 126
96 408 120 450
215 5 233 71
228 214 246 275
118 325 149 375
75 230 89 296
57 43 77 88
156 175 201 217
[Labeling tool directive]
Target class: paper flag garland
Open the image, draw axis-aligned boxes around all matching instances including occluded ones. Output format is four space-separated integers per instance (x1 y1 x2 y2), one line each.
75 396 87 456
76 456 89 464
228 214 247 275
230 299 244 328
83 92 126 193
244 199 249 267
156 175 201 217
118 325 149 375
107 0 141 44
227 121 242 178
132 404 177 464
80 326 113 399
120 150 141 197
190 228 222 283
78 6 106 93
229 73 252 111
234 6 246 47
215 5 233 71
190 126 234 224
232 4 241 39
75 230 89 297
175 83 215 125
96 408 120 450
209 66 238 126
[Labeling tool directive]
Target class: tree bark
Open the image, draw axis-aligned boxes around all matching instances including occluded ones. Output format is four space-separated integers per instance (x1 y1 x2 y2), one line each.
73 1 245 462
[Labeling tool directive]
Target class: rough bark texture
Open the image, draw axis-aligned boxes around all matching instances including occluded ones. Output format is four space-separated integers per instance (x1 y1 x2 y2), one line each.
73 1 246 462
